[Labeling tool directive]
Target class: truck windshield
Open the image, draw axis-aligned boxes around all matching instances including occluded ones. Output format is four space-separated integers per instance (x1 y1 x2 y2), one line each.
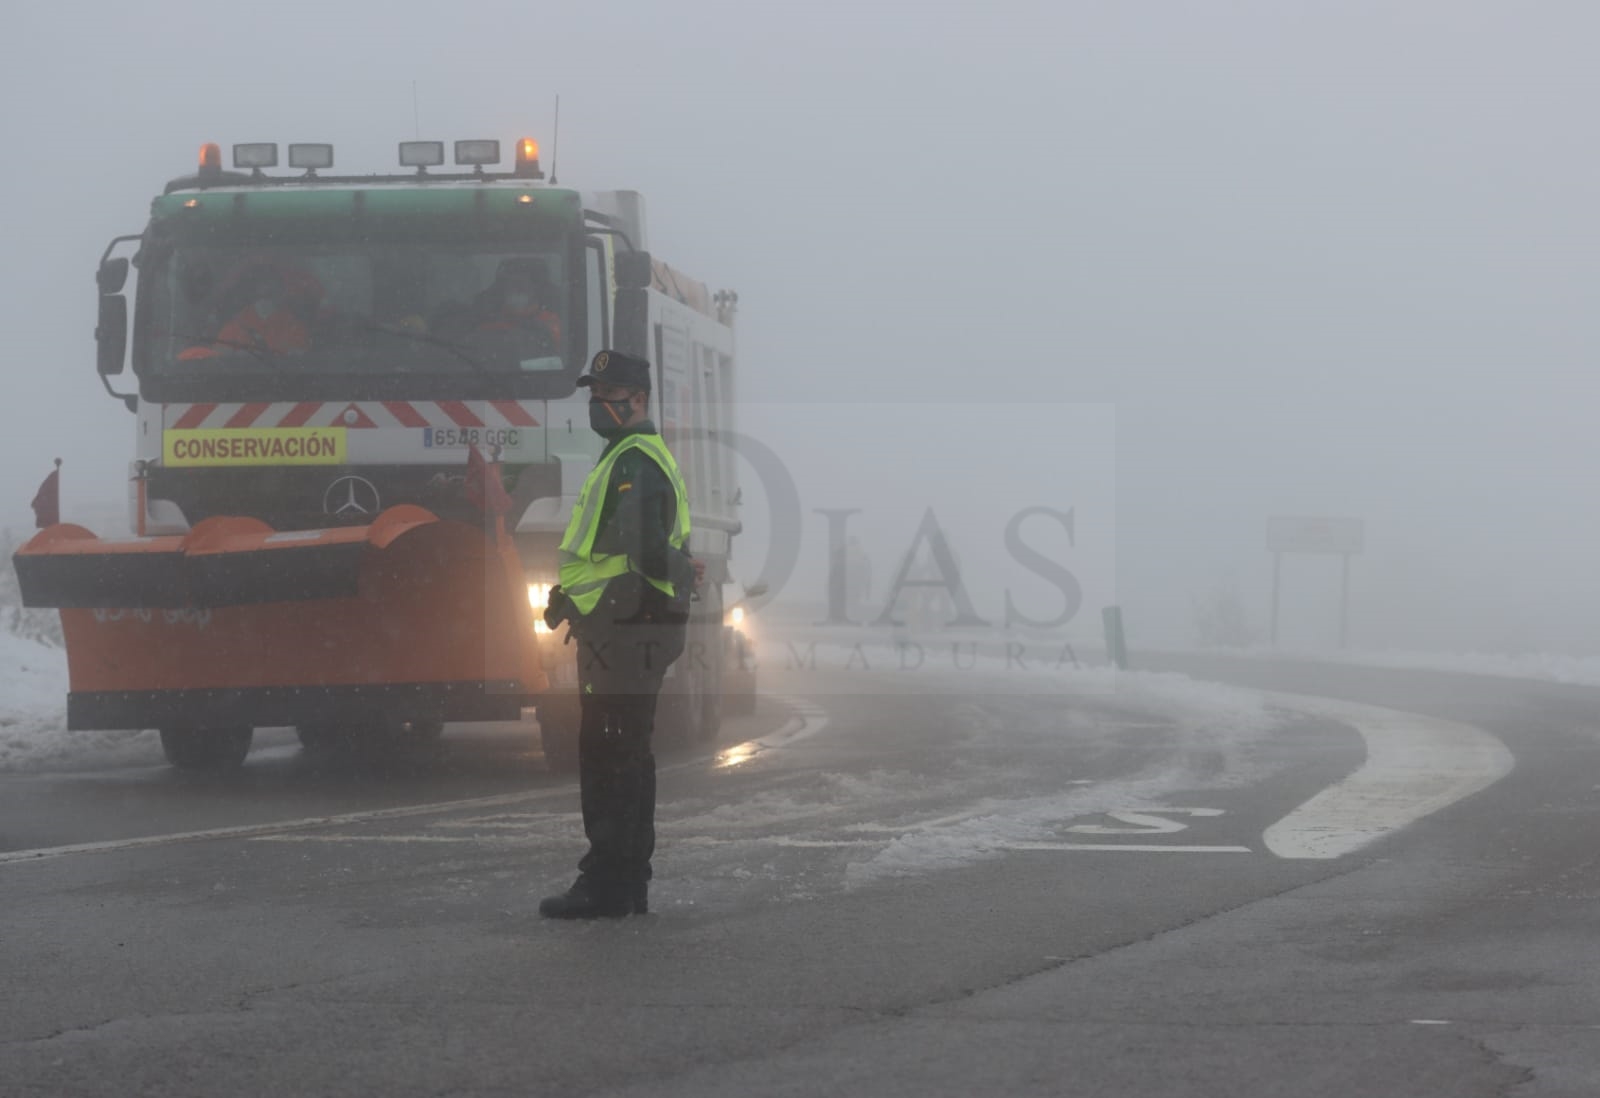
142 242 569 379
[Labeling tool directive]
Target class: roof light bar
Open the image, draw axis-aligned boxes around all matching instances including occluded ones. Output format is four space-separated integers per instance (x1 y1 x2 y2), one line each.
399 140 445 169
288 143 334 170
454 139 501 167
233 143 278 169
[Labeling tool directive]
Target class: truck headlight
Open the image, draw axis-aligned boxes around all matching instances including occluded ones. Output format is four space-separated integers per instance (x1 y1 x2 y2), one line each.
527 583 552 634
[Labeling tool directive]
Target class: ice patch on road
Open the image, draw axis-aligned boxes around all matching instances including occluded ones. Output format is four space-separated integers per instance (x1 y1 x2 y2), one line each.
0 633 159 772
668 669 1299 892
844 761 1202 887
839 674 1293 885
672 769 941 832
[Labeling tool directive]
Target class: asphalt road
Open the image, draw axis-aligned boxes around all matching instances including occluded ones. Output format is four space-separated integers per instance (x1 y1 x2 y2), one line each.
3 656 1599 1096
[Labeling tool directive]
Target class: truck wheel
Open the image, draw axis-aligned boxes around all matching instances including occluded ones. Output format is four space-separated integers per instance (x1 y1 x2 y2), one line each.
537 694 581 774
160 726 253 771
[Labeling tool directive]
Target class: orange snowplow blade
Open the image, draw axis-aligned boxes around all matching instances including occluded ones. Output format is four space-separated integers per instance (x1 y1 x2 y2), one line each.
13 506 547 731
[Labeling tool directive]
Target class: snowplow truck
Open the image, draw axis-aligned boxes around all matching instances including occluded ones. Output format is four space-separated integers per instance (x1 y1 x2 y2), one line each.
13 138 748 771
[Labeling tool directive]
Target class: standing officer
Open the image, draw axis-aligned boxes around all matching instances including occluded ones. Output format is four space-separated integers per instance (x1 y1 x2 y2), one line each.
540 350 698 919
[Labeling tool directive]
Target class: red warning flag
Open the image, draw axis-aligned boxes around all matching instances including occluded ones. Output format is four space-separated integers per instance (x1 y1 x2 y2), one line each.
464 445 512 517
30 459 61 529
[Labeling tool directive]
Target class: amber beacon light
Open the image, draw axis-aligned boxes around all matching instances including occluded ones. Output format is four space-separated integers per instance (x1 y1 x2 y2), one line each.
514 137 544 179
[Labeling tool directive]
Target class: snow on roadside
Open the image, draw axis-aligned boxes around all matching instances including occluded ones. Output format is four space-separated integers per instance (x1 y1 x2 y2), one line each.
1200 645 1600 689
754 635 1282 739
0 632 158 772
1349 649 1600 687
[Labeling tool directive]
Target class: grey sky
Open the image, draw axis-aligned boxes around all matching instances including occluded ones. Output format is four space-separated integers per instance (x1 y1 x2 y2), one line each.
4 1 1597 650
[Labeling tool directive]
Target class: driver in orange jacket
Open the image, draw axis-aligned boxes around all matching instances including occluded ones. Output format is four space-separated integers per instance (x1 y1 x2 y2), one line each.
476 268 561 349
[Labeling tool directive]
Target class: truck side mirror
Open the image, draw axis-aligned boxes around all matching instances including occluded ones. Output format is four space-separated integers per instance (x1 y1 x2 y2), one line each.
614 249 653 290
97 257 129 295
96 295 127 377
613 287 647 358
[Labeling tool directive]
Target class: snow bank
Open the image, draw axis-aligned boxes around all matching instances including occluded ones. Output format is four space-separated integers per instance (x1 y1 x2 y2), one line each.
0 632 157 772
1352 649 1600 687
1202 644 1600 689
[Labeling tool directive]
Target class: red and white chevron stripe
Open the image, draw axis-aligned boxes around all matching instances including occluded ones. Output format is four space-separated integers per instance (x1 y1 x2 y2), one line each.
164 400 541 431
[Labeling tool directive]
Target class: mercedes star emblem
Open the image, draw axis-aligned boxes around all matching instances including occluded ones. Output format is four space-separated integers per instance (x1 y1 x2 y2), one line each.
323 475 381 517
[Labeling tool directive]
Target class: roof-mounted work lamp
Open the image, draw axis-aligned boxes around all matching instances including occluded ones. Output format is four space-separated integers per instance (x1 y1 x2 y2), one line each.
399 141 446 170
232 143 279 170
287 143 334 171
454 139 501 167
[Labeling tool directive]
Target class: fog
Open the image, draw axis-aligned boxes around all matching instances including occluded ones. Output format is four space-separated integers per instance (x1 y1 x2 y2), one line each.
5 0 1597 654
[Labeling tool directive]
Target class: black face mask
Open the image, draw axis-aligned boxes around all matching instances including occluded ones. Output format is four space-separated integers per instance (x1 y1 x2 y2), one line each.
589 396 633 437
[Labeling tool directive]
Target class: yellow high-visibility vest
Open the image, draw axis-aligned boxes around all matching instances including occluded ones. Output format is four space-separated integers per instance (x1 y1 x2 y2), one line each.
557 432 691 616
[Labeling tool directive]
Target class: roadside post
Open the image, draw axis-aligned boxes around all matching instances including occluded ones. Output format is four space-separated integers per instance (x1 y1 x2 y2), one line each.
1102 605 1128 669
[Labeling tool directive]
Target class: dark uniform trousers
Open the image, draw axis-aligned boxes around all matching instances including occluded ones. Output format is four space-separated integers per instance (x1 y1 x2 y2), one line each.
572 576 686 889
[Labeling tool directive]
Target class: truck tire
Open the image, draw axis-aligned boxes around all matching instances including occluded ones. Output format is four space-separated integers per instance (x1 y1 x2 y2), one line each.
160 726 253 771
537 693 581 774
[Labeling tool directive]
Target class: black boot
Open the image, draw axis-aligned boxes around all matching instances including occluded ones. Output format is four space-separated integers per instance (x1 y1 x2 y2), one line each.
539 877 634 920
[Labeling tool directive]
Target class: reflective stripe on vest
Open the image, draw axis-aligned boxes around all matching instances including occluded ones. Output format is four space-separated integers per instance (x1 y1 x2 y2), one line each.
557 432 691 616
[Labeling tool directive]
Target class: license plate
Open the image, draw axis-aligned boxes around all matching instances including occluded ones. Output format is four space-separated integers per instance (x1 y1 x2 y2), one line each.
423 427 524 449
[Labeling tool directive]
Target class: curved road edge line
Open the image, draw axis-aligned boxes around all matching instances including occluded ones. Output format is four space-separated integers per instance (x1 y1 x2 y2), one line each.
1260 690 1515 860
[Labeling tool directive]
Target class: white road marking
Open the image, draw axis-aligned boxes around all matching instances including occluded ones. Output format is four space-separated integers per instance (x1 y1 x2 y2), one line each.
1262 693 1515 860
0 789 556 866
0 697 826 868
1066 807 1225 835
1001 842 1251 854
254 833 548 845
675 836 1251 854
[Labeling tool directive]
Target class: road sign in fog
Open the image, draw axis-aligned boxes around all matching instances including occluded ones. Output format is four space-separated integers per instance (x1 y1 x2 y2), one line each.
1267 516 1365 556
1266 516 1365 649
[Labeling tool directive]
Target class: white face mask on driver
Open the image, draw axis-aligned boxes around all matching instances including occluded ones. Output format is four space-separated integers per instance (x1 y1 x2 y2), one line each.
504 293 531 311
254 297 280 318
